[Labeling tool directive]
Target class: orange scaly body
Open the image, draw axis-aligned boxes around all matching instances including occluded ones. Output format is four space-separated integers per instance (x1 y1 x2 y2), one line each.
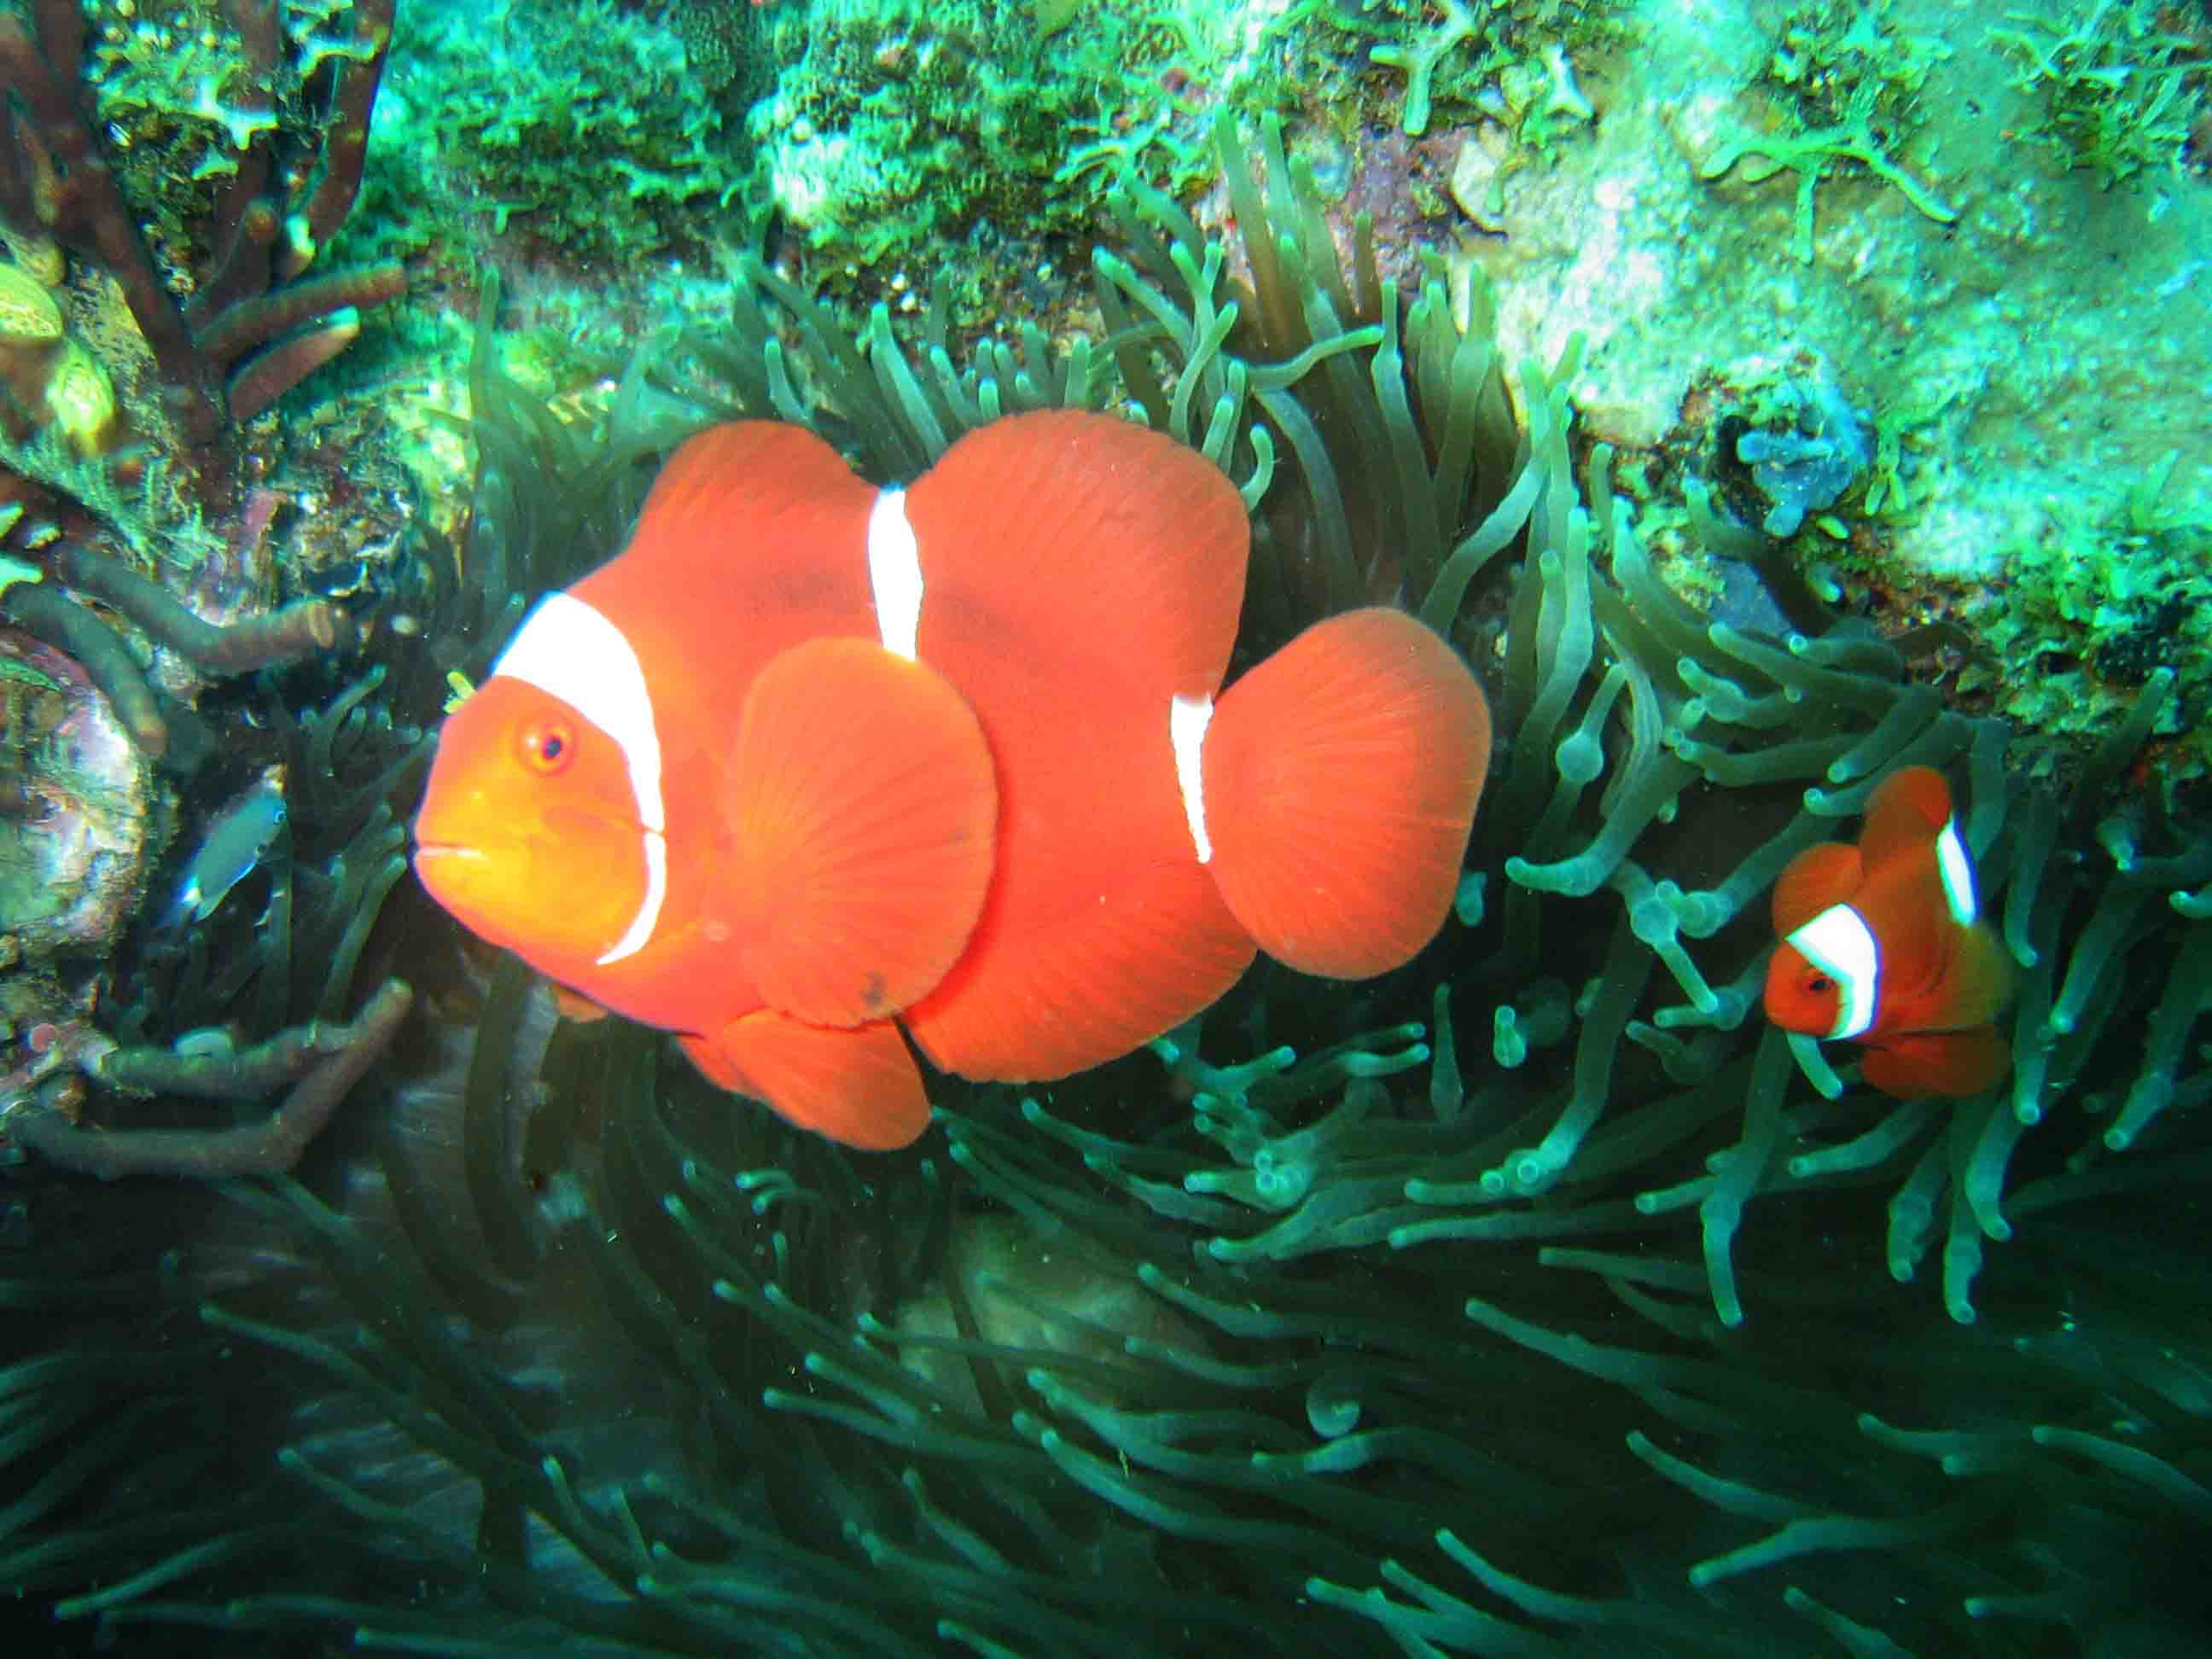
1763 765 2014 1097
415 411 1492 1147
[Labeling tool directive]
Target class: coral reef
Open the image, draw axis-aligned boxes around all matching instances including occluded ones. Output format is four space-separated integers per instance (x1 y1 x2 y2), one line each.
0 0 405 459
362 0 762 266
1 640 427 1179
1312 0 1625 144
1712 352 1871 538
0 620 150 954
1990 0 2212 189
748 0 1170 275
1698 0 1957 263
1965 447 2212 777
0 0 418 1195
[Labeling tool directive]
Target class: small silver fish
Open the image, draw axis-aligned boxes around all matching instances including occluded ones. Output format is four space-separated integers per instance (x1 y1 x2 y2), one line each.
165 765 287 926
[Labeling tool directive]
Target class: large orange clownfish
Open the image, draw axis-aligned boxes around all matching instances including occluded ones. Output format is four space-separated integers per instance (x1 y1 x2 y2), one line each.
1763 765 2014 1097
413 410 1490 1149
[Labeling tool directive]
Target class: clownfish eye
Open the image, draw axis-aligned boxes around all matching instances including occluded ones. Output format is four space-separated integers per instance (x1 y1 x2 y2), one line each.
518 719 575 775
1806 973 1835 995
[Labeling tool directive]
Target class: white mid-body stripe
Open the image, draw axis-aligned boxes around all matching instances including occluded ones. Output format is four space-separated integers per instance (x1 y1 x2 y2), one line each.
868 489 923 661
491 592 669 965
1787 903 1880 1040
1170 694 1214 864
1934 816 1976 926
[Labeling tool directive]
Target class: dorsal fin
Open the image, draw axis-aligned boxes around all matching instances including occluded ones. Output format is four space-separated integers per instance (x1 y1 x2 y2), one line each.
1772 842 1862 937
585 422 881 643
904 409 1249 701
1858 766 1953 875
629 422 871 572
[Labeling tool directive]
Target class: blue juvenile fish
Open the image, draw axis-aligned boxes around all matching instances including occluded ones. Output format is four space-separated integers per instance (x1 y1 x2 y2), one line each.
164 769 287 926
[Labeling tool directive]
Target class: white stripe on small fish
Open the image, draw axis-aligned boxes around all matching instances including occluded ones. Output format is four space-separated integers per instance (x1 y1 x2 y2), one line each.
1787 902 1881 1041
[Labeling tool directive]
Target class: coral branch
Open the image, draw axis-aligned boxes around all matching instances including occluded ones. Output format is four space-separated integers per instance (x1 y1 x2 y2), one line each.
288 0 395 274
0 578 168 754
4 980 413 1180
2 538 352 758
193 0 285 321
0 0 403 463
54 543 346 673
226 311 362 422
192 264 406 364
0 2 221 440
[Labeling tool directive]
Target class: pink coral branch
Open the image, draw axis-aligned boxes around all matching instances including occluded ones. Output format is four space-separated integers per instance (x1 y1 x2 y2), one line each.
226 311 363 422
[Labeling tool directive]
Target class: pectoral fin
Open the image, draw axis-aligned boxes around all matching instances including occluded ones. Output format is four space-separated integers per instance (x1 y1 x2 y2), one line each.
720 637 997 1029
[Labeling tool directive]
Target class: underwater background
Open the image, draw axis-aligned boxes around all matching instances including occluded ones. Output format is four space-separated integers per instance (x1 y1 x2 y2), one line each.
3 0 2210 1652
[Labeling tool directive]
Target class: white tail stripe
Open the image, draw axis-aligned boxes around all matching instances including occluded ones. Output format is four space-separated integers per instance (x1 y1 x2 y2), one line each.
868 489 923 661
490 592 669 964
1934 816 1976 927
1788 902 1880 1041
1170 694 1214 864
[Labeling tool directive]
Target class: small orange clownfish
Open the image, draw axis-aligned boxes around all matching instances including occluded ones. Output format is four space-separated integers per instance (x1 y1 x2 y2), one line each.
1763 765 2014 1097
413 410 1491 1150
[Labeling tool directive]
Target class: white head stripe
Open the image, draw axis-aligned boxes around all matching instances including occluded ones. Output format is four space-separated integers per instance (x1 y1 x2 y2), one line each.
595 830 668 966
1934 816 1977 927
868 488 923 661
490 592 669 963
1170 694 1214 864
1787 903 1880 1041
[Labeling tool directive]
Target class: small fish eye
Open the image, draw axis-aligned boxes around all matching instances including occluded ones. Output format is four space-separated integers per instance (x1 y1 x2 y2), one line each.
1807 973 1835 995
518 719 574 775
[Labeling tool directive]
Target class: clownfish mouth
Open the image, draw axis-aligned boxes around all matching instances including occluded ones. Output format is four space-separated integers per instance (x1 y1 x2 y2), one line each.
411 841 488 863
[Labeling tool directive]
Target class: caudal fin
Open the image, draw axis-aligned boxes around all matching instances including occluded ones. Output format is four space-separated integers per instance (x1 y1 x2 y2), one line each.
1201 608 1491 979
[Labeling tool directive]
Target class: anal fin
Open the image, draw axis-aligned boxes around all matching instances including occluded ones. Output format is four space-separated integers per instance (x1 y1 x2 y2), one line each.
1860 1024 2010 1099
685 1008 932 1151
